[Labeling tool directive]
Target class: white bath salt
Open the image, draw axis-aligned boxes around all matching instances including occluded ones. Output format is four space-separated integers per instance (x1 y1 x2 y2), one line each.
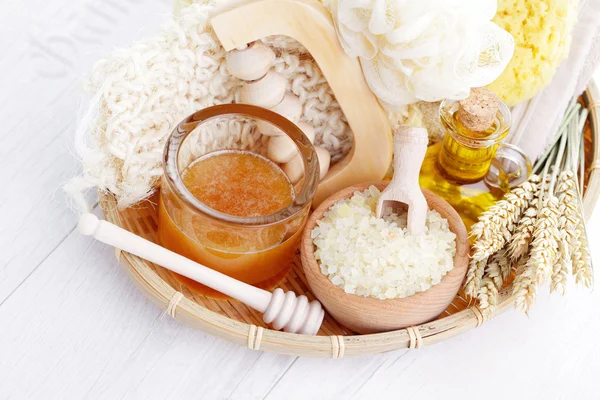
312 186 457 300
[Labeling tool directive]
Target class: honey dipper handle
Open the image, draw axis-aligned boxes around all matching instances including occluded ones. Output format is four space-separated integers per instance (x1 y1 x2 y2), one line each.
78 213 324 335
78 214 272 311
391 126 429 234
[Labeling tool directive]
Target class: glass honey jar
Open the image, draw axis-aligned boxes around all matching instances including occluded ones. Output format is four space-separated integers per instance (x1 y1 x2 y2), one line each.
419 94 531 231
159 104 319 297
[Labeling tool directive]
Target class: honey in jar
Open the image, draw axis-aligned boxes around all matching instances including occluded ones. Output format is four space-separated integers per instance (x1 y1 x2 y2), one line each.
182 150 294 218
159 150 309 297
159 105 318 298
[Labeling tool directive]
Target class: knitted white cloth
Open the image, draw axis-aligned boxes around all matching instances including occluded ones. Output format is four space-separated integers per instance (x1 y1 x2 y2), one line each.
66 3 353 210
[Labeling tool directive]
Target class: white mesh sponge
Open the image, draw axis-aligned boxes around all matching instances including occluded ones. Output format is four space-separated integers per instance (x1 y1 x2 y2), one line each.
328 0 514 109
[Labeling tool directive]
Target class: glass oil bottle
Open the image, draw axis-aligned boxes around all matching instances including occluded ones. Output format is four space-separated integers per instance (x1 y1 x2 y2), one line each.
419 90 531 230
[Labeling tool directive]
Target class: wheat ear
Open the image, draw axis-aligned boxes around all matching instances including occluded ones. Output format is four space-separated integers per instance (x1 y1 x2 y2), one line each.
476 249 510 317
464 258 488 297
550 171 579 294
552 170 592 288
465 176 540 296
513 257 536 313
572 216 593 287
507 198 539 261
550 237 571 295
531 196 561 284
512 195 560 312
470 175 540 248
477 279 498 318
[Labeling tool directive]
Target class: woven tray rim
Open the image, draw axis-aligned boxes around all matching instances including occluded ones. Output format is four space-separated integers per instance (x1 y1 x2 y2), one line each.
100 83 600 357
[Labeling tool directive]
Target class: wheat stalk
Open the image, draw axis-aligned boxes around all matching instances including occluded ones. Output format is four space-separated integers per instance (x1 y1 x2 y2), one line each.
550 171 579 295
556 171 578 211
513 257 536 313
507 173 553 261
470 101 592 314
507 200 538 261
477 279 498 318
486 252 503 288
512 194 560 312
496 248 512 282
531 195 561 283
469 175 540 259
552 169 593 288
572 216 593 287
476 249 510 316
465 176 540 297
471 175 540 243
550 237 571 295
555 170 593 288
464 257 488 297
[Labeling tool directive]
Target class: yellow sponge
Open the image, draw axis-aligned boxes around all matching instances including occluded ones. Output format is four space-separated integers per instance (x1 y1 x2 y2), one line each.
488 0 578 106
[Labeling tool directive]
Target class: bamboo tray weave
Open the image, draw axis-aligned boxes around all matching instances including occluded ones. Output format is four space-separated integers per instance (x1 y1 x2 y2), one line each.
100 84 600 358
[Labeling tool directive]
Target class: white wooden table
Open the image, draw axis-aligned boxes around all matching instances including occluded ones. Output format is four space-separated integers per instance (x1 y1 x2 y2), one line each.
2 1 599 399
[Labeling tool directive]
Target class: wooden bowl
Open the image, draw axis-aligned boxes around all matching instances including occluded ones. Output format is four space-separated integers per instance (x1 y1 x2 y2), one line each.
301 182 470 334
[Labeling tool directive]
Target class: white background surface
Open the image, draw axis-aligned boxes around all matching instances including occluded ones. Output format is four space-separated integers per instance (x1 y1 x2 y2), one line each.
1 1 599 399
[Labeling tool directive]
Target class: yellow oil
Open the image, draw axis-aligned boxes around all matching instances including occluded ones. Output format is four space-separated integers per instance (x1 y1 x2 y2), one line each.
418 109 510 231
437 112 501 184
419 142 502 231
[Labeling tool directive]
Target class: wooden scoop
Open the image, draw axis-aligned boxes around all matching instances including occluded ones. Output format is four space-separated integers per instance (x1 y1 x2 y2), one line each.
375 126 429 235
210 0 393 206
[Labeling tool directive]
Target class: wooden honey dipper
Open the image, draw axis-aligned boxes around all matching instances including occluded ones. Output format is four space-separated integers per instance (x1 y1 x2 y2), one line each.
375 126 429 235
78 213 325 335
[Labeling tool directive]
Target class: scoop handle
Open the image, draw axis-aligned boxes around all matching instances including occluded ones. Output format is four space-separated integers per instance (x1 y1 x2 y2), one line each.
391 126 429 188
78 213 324 335
392 126 429 234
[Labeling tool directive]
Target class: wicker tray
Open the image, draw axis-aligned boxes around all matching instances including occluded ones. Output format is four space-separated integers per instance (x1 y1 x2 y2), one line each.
100 84 600 358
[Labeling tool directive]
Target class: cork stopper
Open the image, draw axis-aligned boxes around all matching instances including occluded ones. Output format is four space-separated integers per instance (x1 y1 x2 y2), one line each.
457 88 499 132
